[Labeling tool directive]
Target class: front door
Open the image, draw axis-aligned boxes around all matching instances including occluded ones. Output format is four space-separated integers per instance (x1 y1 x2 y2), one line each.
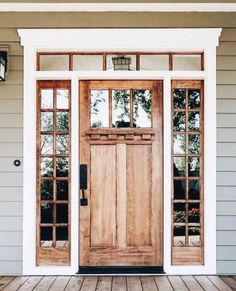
79 80 163 268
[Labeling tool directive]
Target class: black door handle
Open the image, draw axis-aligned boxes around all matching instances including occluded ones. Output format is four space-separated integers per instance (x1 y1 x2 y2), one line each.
80 164 88 206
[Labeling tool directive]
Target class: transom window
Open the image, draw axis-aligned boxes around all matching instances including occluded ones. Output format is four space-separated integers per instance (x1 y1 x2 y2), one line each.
37 52 204 71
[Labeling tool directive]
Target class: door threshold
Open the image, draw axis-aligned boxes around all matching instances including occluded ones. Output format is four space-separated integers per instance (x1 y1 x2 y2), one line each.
77 266 164 275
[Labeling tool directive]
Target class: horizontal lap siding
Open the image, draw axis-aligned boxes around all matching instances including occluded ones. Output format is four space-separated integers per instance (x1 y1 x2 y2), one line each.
0 17 235 275
0 28 23 275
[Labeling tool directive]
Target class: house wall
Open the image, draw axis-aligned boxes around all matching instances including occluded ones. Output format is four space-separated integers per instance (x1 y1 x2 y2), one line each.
0 12 235 275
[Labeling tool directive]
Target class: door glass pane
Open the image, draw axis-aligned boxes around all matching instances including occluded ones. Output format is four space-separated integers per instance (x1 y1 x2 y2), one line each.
188 89 200 109
41 203 53 223
56 180 68 200
173 203 186 223
56 135 69 154
41 180 53 201
174 179 186 200
173 157 185 177
173 134 186 154
57 89 69 109
56 227 68 247
56 112 69 132
73 55 103 71
173 112 185 131
41 89 53 109
41 135 53 154
188 226 200 247
41 157 53 177
188 157 200 177
56 204 68 223
112 90 131 127
56 157 69 177
189 180 200 200
40 227 53 247
90 90 109 128
173 226 186 247
188 203 200 223
41 112 53 131
133 89 151 128
188 112 200 131
173 89 186 109
188 134 200 154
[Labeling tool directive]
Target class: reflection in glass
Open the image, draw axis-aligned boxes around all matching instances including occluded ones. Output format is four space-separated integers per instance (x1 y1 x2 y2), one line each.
173 112 185 131
106 54 136 71
173 226 186 247
188 203 200 223
56 112 69 132
189 157 200 177
57 89 69 109
41 180 53 200
40 227 53 247
188 112 200 131
41 135 53 154
56 227 68 247
41 157 53 177
173 203 186 223
189 180 200 200
56 180 68 200
188 89 200 109
56 157 69 177
174 180 186 200
173 89 185 109
112 90 130 127
41 112 53 131
90 90 109 128
56 135 69 154
56 204 68 223
189 226 200 247
133 90 151 127
41 89 53 109
189 134 200 154
173 157 185 176
173 134 186 154
41 203 53 223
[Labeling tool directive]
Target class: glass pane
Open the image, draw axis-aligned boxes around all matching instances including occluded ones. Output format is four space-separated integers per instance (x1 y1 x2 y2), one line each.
188 89 200 109
41 157 53 177
173 226 186 247
41 180 53 200
40 227 53 247
40 54 69 71
56 204 68 223
189 180 200 200
173 112 185 131
41 89 53 109
174 180 186 200
189 226 200 247
56 180 68 200
173 157 185 177
173 134 186 154
188 112 200 132
41 112 53 131
112 90 131 128
140 55 169 70
56 157 69 177
56 227 68 247
41 135 53 155
189 157 200 177
106 54 136 71
133 89 151 128
90 90 109 128
57 89 69 109
173 203 186 223
173 89 186 109
189 134 200 154
56 135 69 154
188 203 200 223
41 203 53 223
56 112 69 132
173 55 201 71
73 55 103 71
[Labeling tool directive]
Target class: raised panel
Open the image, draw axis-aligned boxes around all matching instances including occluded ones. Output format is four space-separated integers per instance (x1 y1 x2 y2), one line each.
90 145 117 247
126 144 152 247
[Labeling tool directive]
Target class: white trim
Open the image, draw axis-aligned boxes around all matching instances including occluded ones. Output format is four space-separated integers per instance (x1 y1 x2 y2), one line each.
19 28 221 275
1 3 236 12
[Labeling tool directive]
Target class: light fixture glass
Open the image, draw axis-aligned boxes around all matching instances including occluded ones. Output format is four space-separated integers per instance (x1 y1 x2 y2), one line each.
0 52 7 81
112 55 132 71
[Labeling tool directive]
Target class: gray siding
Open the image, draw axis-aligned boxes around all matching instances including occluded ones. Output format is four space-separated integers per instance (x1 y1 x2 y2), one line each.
0 14 236 275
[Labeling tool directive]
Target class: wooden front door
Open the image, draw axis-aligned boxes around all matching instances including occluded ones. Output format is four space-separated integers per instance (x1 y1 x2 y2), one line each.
79 80 163 267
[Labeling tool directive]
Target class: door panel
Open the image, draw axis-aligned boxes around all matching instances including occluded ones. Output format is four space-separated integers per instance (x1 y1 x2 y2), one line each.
79 80 163 267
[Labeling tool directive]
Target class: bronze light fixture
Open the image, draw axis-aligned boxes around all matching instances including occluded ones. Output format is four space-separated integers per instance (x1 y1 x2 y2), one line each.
0 52 7 81
112 55 132 71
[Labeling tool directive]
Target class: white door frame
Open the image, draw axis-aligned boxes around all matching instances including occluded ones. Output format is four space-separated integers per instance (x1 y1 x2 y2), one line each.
18 28 221 275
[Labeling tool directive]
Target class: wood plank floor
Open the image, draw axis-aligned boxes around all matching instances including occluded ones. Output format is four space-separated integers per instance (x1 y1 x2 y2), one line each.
0 275 235 290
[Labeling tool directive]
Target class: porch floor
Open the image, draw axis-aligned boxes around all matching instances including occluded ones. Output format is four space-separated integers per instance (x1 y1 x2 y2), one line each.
0 275 236 290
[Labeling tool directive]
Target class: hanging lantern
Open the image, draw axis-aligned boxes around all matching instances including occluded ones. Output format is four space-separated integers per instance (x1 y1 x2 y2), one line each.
0 51 8 81
112 55 132 71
